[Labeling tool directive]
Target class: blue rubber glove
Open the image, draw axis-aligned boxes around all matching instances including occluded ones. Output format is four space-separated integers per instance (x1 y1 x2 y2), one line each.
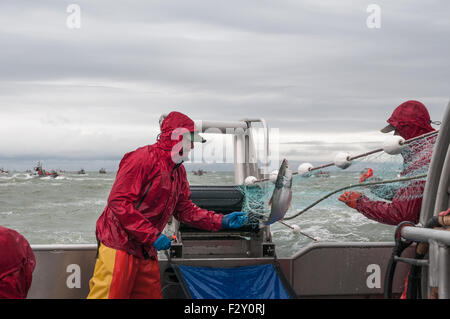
153 234 171 251
222 212 248 229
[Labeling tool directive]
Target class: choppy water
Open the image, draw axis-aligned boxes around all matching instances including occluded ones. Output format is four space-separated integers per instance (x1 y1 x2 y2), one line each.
0 170 395 257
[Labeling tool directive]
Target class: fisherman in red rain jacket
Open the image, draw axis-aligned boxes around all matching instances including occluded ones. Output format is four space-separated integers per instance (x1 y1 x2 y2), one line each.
88 111 247 299
339 100 437 225
0 226 36 299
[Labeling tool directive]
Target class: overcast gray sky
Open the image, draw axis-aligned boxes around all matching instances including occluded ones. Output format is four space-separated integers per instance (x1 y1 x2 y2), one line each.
0 0 448 171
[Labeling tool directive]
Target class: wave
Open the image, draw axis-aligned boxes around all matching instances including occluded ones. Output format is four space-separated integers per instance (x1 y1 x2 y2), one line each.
0 173 35 180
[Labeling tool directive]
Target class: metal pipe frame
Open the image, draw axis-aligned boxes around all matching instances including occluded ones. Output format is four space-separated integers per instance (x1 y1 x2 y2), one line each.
194 119 270 184
420 101 450 225
401 227 450 246
239 118 270 181
196 120 248 134
439 246 450 299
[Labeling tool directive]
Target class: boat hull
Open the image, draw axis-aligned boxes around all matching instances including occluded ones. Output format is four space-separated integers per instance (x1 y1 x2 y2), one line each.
28 242 412 299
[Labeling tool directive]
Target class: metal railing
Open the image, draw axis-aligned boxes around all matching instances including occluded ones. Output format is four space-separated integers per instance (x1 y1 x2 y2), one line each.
195 118 270 185
401 226 450 299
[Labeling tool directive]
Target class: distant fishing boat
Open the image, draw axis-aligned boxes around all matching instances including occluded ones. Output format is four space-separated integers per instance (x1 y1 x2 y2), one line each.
99 168 106 174
77 169 86 175
33 161 59 178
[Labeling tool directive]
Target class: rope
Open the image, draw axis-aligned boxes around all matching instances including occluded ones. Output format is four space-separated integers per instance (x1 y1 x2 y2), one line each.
278 221 318 241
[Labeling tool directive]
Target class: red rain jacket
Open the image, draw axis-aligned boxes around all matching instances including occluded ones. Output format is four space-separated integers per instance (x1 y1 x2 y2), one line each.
356 101 436 225
95 111 223 259
0 226 36 299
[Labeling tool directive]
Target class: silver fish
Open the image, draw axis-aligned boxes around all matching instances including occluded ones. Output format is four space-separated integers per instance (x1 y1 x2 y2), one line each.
265 159 293 225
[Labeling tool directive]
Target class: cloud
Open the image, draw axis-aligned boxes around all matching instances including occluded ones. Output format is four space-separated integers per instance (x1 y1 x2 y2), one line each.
0 0 448 170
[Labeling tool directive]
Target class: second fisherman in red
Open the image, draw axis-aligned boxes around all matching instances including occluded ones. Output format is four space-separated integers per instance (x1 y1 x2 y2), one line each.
339 100 437 225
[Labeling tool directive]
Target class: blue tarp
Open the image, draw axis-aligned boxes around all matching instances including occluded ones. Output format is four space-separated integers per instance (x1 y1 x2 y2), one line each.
174 263 293 299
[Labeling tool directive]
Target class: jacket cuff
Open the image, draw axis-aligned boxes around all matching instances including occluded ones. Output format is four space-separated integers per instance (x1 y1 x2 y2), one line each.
355 195 367 211
215 213 224 231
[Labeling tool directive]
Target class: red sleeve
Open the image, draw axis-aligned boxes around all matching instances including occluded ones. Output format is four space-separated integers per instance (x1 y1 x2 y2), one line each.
355 181 424 225
107 151 160 246
173 169 223 231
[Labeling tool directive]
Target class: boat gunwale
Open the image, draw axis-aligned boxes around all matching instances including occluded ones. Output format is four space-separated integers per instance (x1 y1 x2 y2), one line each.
30 241 397 256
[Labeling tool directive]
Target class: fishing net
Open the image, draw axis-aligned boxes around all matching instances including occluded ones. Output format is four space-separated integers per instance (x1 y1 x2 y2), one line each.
237 133 437 232
239 182 274 229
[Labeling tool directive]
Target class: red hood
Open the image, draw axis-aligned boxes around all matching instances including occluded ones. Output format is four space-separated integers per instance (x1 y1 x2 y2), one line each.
0 226 36 298
387 100 435 140
156 111 199 162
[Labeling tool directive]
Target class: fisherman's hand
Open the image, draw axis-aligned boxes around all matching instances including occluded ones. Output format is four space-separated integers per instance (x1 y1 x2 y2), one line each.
222 212 248 229
338 191 362 209
153 234 171 251
425 208 450 229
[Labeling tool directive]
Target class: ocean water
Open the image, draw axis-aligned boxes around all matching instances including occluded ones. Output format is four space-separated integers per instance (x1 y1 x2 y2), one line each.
0 170 396 257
